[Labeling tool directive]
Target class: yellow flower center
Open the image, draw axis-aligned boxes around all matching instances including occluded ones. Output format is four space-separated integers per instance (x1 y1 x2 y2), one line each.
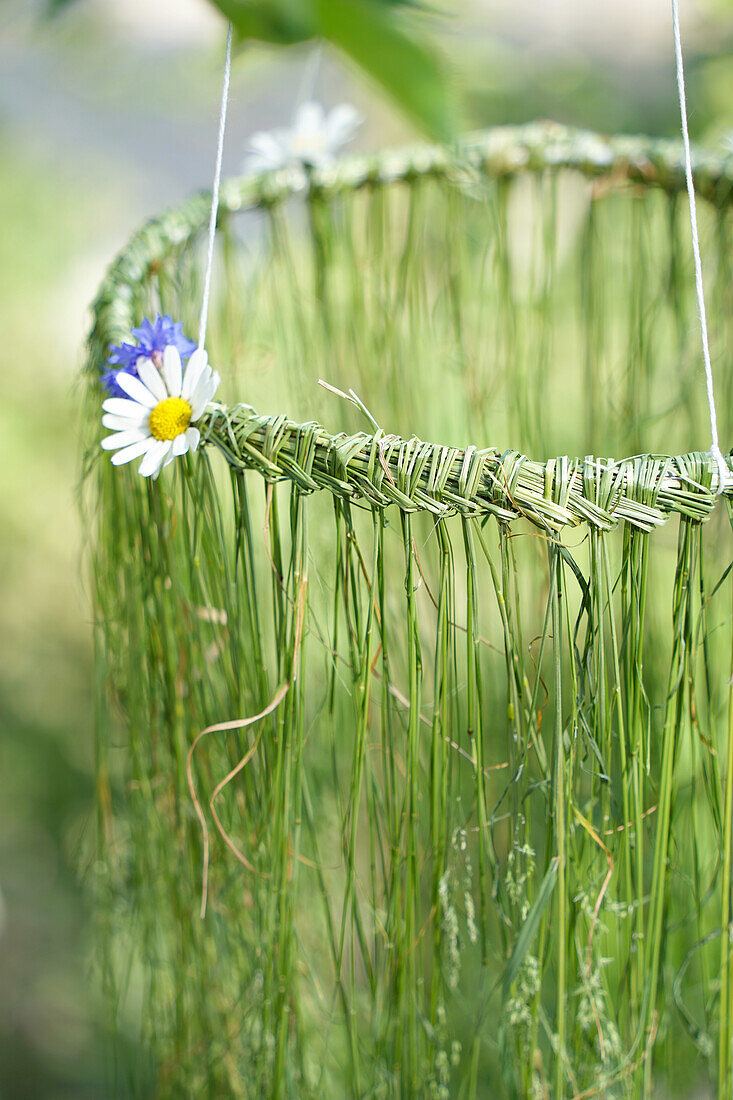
148 397 192 441
291 132 325 155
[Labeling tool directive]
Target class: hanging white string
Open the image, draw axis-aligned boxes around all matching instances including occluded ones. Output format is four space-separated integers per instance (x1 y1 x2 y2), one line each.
295 43 323 108
198 23 233 353
671 0 728 493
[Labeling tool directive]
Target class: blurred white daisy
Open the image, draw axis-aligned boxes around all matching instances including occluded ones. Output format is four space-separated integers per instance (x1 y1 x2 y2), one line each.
101 345 220 479
243 100 361 174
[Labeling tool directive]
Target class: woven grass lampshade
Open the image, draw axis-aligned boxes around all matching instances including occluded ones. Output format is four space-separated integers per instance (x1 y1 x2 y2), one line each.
84 123 733 1099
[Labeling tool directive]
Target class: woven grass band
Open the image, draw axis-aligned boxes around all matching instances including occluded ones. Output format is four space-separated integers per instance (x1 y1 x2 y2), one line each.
202 404 730 532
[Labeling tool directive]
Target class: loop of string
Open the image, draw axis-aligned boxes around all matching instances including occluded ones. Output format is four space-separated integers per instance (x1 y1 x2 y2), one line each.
198 23 233 353
671 0 728 493
198 17 727 492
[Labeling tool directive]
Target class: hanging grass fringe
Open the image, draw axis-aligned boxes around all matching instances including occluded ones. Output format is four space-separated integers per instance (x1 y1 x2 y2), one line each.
84 123 733 1099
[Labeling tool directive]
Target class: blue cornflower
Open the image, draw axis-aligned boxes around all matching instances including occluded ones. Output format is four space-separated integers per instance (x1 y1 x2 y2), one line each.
102 315 197 397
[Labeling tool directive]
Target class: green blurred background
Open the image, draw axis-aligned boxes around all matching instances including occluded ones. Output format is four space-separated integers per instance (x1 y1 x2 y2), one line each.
1 0 733 1094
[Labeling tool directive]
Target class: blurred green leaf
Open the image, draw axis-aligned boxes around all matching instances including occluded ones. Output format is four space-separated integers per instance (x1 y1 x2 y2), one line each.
210 0 456 141
316 0 456 141
44 0 80 14
207 0 317 44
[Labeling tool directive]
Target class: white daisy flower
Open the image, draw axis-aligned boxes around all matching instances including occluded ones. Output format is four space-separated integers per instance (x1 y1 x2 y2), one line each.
101 345 220 479
243 100 361 174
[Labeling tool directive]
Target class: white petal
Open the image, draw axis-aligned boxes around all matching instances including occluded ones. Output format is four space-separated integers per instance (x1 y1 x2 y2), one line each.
162 345 183 396
294 100 325 136
189 375 211 418
152 446 175 480
244 131 288 172
249 130 285 158
185 427 200 453
110 438 152 466
136 357 168 401
190 372 219 420
172 432 190 457
116 372 157 408
102 397 148 418
102 411 149 431
139 440 170 478
326 103 361 148
101 428 148 450
182 348 208 399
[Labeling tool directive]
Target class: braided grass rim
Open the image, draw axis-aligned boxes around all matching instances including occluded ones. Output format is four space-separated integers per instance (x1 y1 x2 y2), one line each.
87 121 733 532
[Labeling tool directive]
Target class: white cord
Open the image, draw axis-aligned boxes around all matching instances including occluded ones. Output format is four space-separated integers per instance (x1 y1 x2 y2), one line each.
295 43 323 107
198 24 233 353
672 0 728 493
